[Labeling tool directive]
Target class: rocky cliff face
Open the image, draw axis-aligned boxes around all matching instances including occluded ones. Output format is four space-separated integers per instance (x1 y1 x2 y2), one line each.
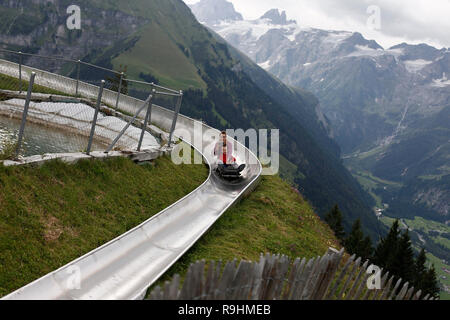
415 188 449 217
260 9 295 26
0 0 147 72
189 0 242 25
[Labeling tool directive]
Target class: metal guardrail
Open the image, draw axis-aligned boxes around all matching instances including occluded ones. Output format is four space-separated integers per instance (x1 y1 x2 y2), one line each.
0 49 184 156
0 75 164 158
14 72 36 158
0 57 263 300
0 48 180 95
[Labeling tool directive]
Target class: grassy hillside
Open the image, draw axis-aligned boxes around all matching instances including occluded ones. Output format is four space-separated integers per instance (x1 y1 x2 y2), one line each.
151 174 341 290
0 150 341 299
112 23 206 90
73 0 225 90
0 73 65 96
426 253 450 300
0 156 208 297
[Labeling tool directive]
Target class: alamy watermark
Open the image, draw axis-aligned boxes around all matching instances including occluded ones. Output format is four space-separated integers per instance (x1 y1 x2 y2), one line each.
366 5 382 31
66 265 81 290
66 5 81 30
366 264 382 290
170 122 279 176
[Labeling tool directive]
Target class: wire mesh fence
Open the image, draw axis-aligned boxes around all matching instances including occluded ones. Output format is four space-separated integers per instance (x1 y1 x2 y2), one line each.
0 49 183 159
0 48 182 104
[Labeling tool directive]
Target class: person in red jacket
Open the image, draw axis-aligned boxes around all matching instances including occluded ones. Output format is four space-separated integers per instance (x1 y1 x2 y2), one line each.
214 131 236 165
214 131 245 174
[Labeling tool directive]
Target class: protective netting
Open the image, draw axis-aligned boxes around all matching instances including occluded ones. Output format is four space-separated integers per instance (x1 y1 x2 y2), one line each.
0 49 179 158
1 99 94 155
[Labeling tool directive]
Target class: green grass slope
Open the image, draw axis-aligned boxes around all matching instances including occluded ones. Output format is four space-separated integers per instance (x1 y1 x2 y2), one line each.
153 174 341 288
112 23 206 90
0 73 66 96
0 156 208 297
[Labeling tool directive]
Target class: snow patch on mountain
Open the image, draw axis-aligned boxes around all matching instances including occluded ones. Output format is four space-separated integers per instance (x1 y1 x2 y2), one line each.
324 31 353 45
258 60 271 70
346 46 407 60
347 45 385 57
216 18 301 43
431 73 450 87
404 59 433 73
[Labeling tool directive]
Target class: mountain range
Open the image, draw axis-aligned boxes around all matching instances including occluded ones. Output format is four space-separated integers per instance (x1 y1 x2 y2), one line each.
189 0 450 226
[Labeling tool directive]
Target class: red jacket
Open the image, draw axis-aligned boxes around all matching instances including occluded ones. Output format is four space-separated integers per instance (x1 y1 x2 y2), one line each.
214 140 236 164
221 152 236 164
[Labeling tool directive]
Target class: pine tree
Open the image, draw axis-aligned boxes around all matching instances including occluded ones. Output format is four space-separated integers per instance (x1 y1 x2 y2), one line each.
361 235 374 260
414 248 427 289
344 219 373 260
390 230 415 283
421 265 440 299
324 204 346 242
373 219 400 269
372 220 441 299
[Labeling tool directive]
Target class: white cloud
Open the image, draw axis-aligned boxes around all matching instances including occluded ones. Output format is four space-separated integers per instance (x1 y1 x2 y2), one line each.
183 0 450 49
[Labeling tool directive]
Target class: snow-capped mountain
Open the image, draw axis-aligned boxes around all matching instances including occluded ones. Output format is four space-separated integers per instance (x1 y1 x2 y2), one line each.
190 1 448 148
189 0 450 223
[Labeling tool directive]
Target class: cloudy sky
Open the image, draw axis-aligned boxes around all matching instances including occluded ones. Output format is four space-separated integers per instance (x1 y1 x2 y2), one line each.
183 0 450 49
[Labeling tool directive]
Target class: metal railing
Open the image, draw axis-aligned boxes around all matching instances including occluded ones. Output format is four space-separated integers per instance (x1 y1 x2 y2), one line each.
0 48 181 99
15 72 36 158
0 49 184 159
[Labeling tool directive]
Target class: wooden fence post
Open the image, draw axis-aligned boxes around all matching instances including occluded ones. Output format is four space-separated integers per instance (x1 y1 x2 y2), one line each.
147 249 425 301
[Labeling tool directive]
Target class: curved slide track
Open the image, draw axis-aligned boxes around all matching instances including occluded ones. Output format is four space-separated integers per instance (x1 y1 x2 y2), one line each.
0 59 262 300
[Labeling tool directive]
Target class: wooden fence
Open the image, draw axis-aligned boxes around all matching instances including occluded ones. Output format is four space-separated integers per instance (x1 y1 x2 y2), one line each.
148 248 435 300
